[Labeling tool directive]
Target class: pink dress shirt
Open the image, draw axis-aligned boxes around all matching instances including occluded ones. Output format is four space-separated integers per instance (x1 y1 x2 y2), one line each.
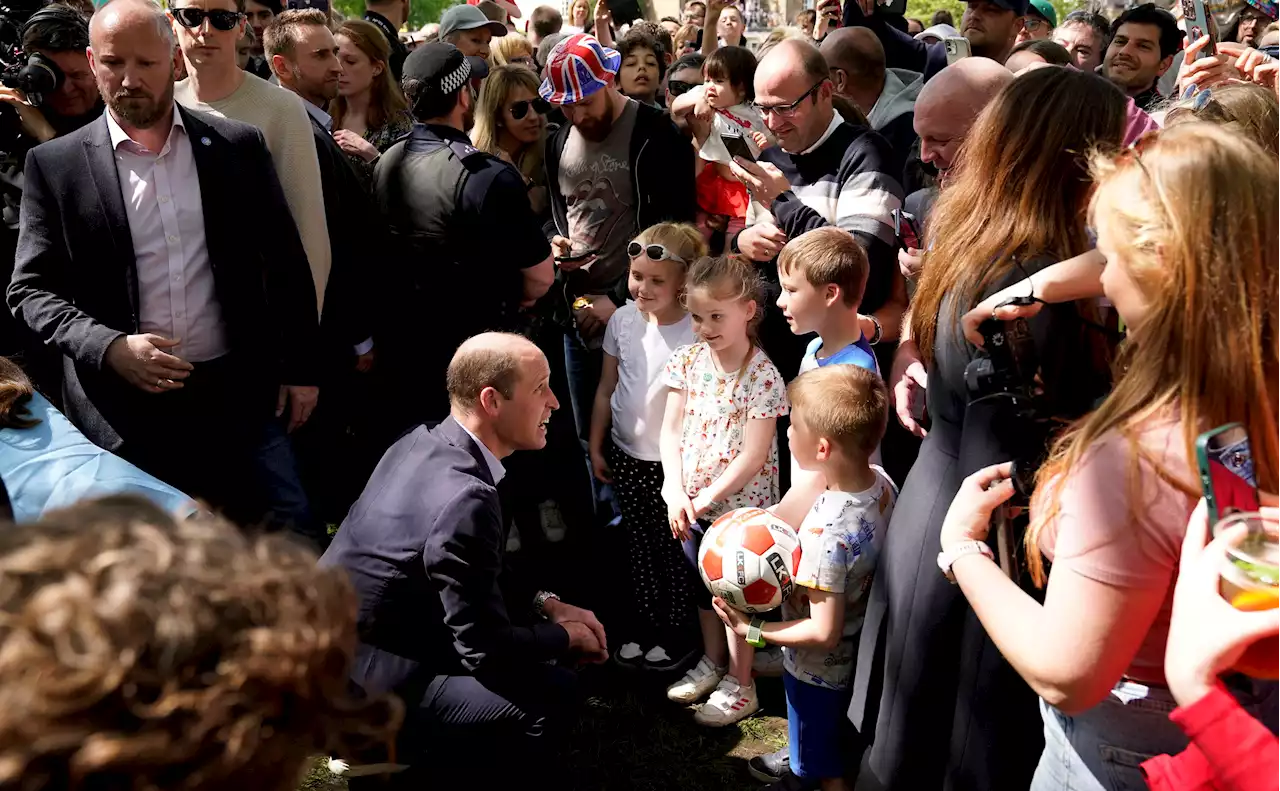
106 105 228 363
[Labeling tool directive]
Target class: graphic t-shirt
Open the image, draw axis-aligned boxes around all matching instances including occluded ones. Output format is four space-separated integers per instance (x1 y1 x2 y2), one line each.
557 99 639 293
602 303 696 461
783 468 896 690
797 335 879 375
661 343 789 519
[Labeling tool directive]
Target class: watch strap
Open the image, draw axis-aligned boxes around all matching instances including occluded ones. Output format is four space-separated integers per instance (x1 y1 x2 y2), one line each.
938 541 994 583
746 617 766 648
533 590 560 618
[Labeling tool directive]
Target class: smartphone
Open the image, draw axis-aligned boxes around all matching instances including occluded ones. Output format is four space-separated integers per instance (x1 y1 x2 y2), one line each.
722 132 756 163
555 248 597 263
1196 423 1260 525
1179 0 1216 59
944 36 971 66
892 208 921 250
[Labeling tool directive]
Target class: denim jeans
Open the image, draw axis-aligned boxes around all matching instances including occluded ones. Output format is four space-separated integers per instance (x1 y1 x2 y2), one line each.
563 328 617 522
1030 678 1279 791
253 416 323 548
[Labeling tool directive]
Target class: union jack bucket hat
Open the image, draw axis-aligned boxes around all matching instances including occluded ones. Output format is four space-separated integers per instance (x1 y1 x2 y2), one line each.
538 33 621 105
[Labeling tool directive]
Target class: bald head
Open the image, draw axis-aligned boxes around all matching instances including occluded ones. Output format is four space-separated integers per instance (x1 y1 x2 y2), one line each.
447 333 543 412
89 0 173 49
914 59 1012 175
821 28 885 82
757 38 830 86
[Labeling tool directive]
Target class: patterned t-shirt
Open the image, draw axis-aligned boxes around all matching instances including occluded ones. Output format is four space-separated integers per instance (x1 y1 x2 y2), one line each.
661 343 788 520
782 468 897 690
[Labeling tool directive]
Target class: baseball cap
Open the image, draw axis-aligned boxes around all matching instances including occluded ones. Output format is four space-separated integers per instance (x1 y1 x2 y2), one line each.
538 33 621 105
1027 0 1058 26
469 0 522 18
992 0 1030 15
439 4 508 39
403 41 490 100
914 22 959 42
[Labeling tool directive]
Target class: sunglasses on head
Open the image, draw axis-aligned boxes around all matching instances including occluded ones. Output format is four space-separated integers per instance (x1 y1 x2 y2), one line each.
509 98 550 120
628 241 686 264
172 7 244 30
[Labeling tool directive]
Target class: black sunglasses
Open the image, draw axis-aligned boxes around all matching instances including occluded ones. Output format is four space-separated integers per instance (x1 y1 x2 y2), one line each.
172 7 244 30
628 241 686 264
667 79 698 98
508 98 550 120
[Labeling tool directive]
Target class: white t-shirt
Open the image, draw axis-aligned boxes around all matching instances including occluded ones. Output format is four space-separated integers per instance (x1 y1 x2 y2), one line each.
689 84 773 165
602 303 696 461
782 467 897 690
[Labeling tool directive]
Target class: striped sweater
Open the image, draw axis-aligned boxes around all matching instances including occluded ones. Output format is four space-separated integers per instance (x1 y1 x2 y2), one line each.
743 111 904 315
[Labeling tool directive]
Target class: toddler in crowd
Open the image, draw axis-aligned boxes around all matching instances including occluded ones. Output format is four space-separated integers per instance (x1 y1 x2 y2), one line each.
716 365 896 791
659 254 788 725
589 223 708 671
670 46 772 253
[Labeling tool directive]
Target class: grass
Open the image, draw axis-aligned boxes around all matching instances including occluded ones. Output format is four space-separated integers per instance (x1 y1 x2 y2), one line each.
299 669 791 791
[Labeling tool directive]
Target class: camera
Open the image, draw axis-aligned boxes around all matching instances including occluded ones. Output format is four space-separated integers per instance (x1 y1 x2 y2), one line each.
0 0 66 149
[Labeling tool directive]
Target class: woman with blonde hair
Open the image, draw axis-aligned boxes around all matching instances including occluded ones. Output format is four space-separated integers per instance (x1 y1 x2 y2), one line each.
564 0 590 32
490 30 537 69
865 67 1127 791
1165 81 1279 157
471 64 549 214
331 18 414 169
673 22 699 56
940 123 1279 790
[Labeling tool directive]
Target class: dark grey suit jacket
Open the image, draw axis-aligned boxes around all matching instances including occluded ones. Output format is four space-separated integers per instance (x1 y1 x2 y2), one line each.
7 106 321 451
319 417 570 701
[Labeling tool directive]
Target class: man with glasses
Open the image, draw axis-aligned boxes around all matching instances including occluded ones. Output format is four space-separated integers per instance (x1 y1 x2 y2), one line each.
1016 0 1055 43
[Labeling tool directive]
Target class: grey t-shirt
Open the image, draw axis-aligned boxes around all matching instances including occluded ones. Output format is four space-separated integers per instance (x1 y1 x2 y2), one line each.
557 98 639 293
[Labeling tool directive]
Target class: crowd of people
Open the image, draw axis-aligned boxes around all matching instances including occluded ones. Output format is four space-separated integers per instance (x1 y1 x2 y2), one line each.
0 0 1276 788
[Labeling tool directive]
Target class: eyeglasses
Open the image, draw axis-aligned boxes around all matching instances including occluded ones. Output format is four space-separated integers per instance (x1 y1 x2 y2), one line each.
171 7 244 30
666 79 699 98
751 79 825 118
628 241 687 264
1023 17 1045 31
508 98 550 120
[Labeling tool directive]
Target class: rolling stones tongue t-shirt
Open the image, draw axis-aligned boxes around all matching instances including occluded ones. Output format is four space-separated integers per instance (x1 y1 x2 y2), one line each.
557 98 639 294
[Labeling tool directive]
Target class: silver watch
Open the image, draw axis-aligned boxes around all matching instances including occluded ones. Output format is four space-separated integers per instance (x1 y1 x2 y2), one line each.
533 590 561 619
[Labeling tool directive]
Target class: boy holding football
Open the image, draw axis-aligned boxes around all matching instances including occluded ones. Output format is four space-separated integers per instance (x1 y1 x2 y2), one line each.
713 365 896 791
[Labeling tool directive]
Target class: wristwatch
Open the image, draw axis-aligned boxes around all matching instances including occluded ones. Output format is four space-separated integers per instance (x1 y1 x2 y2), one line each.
937 541 995 583
533 590 561 619
866 314 883 345
746 617 766 648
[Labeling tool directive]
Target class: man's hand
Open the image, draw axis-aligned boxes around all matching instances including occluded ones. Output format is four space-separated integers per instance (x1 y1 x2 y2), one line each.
0 86 55 143
890 340 928 438
729 157 792 205
737 221 787 261
562 621 609 663
575 295 616 338
277 385 319 432
544 598 608 654
104 333 195 393
898 246 924 281
551 235 597 272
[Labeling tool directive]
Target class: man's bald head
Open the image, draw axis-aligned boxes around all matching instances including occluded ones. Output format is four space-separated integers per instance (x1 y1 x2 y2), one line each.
914 58 1012 175
757 38 830 86
820 27 885 85
447 333 543 412
89 0 173 49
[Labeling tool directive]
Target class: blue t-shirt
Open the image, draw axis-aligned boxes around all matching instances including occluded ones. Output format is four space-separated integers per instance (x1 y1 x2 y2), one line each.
798 335 879 376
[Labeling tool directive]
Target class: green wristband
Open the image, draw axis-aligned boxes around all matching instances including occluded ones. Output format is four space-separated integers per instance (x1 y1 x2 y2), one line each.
746 617 766 648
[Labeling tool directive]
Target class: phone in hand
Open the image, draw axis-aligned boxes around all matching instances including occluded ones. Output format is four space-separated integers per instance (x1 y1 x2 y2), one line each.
1180 0 1216 59
722 131 756 163
944 36 971 65
892 207 921 250
1196 423 1260 525
555 247 598 263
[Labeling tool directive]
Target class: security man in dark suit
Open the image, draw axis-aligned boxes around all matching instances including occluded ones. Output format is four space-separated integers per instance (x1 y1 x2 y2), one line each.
373 42 554 439
7 0 320 522
320 332 606 786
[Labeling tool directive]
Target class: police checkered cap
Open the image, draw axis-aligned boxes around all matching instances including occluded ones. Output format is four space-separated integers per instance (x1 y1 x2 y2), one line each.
538 33 621 105
402 42 489 98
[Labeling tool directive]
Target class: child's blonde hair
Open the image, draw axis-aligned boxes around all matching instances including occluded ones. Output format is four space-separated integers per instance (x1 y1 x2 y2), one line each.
684 254 764 340
777 227 869 308
632 222 708 272
787 365 888 458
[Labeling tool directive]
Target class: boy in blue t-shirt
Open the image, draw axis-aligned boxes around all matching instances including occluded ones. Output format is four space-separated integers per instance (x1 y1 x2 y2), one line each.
714 365 896 790
775 227 879 377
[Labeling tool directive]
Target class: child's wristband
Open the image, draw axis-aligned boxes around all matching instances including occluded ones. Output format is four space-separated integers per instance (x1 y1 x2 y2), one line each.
746 618 766 648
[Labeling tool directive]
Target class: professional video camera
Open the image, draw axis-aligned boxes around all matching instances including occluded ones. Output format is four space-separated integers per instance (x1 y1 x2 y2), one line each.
0 0 63 150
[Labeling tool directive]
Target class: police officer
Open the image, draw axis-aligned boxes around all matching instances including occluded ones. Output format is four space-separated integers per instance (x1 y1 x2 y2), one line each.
373 42 555 436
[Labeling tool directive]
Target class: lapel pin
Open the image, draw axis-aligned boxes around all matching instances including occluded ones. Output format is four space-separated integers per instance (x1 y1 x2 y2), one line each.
200 136 211 146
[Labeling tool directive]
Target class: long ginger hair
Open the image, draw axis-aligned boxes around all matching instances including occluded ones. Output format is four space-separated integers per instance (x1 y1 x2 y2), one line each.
1026 123 1280 584
910 68 1127 364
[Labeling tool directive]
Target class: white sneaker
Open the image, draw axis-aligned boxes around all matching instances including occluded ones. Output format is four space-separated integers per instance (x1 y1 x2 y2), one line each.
666 655 726 703
618 642 643 661
694 675 759 726
752 644 784 678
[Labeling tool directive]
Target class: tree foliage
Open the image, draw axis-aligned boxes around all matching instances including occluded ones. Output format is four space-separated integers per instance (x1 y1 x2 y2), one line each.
332 0 457 30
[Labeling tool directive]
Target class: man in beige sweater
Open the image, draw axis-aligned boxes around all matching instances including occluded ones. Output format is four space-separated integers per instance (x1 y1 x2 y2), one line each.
171 0 330 319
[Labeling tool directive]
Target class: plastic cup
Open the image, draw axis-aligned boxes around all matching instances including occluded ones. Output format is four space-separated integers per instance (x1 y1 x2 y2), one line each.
1215 512 1280 679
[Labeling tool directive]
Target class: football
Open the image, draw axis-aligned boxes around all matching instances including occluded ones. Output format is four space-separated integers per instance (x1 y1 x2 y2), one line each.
698 508 801 614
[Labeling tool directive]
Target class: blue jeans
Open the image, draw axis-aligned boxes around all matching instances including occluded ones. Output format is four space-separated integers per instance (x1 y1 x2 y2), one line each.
1030 678 1279 791
563 329 617 522
253 417 322 547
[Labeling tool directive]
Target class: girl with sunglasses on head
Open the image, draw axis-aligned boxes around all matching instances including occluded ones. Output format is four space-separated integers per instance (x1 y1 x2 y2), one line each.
588 223 707 673
330 19 414 174
472 64 551 215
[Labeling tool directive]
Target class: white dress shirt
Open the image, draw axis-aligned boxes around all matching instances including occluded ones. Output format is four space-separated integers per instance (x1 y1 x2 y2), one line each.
107 104 228 363
457 420 506 485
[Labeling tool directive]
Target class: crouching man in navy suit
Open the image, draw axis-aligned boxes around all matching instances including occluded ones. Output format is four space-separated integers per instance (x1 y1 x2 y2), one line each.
321 332 606 785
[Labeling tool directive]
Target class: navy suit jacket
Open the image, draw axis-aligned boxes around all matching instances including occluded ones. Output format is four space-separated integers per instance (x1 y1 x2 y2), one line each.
320 417 569 699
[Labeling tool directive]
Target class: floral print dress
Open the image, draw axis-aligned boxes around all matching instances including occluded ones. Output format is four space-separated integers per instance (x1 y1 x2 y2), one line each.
661 343 789 520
